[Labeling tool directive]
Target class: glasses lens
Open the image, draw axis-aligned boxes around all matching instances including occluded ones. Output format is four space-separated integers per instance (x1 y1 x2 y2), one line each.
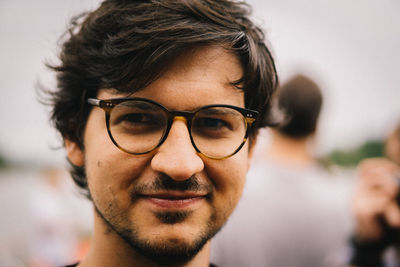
109 100 168 154
191 107 247 159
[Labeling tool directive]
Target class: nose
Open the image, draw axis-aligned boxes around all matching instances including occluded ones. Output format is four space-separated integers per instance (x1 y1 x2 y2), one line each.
151 117 204 181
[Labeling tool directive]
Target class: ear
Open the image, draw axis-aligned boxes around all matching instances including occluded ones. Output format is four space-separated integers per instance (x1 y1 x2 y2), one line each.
247 137 257 171
64 139 84 167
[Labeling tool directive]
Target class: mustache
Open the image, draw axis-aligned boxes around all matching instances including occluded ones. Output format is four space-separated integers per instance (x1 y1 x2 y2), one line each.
130 174 214 195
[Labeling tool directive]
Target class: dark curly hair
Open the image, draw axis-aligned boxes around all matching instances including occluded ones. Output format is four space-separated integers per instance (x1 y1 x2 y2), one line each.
46 0 278 196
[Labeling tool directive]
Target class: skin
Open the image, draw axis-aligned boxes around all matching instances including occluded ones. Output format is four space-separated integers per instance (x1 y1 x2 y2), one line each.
66 46 256 267
352 158 400 242
255 129 315 167
385 128 400 165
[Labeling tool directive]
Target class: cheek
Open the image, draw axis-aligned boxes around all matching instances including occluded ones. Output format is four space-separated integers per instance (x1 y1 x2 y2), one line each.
210 147 249 190
213 162 246 195
205 149 249 209
84 141 152 209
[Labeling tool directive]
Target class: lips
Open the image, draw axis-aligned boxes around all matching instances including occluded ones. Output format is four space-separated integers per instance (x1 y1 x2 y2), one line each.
140 192 207 209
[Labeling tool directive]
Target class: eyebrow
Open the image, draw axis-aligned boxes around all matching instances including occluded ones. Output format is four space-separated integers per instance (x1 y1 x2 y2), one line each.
119 101 158 110
198 108 241 116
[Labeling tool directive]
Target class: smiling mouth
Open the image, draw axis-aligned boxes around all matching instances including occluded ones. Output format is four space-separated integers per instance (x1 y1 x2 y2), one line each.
140 192 207 209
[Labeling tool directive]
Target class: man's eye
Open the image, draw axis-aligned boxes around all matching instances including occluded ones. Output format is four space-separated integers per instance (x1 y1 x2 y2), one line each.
121 113 154 124
112 112 164 133
194 117 236 133
194 117 229 129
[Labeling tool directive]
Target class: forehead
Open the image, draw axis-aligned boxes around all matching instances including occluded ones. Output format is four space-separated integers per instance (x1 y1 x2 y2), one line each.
98 46 245 109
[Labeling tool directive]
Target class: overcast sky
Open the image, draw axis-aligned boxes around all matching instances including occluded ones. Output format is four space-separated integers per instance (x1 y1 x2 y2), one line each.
1 0 400 165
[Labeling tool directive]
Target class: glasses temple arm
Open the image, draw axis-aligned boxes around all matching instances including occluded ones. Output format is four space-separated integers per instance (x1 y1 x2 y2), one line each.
87 98 101 107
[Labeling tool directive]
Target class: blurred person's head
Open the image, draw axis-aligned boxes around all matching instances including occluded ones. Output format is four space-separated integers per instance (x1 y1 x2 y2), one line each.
45 0 278 265
276 74 323 139
385 122 400 165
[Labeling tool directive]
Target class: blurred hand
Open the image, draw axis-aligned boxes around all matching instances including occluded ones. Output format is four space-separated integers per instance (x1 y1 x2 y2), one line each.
352 158 400 242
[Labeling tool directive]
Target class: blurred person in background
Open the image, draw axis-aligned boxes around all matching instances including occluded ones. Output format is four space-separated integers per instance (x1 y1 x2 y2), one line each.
350 123 400 267
44 0 278 266
27 167 92 267
211 74 352 267
27 168 80 267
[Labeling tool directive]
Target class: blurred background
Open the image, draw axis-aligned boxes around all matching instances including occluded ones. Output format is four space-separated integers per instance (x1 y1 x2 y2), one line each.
1 0 399 266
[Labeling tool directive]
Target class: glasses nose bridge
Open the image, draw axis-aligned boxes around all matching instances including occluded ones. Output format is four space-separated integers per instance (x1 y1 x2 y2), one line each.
170 110 194 119
162 110 195 147
168 110 194 128
159 110 197 152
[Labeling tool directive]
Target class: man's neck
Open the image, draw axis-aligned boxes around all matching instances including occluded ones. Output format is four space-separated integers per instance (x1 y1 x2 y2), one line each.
78 211 211 267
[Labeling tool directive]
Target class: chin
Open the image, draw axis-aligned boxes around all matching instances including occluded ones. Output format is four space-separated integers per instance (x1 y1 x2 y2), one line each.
124 227 213 266
96 203 221 265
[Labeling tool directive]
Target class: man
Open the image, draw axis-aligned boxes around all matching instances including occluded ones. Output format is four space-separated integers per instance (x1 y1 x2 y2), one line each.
47 0 278 266
258 74 323 166
350 123 400 267
211 74 352 267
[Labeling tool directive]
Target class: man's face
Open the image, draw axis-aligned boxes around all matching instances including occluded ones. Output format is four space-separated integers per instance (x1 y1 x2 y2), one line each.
66 46 254 263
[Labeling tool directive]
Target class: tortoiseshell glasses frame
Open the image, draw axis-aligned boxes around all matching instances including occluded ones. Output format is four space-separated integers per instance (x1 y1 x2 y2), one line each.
87 97 258 160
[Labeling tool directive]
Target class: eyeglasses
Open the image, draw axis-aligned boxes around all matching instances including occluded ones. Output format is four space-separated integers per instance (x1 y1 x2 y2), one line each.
87 97 258 160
